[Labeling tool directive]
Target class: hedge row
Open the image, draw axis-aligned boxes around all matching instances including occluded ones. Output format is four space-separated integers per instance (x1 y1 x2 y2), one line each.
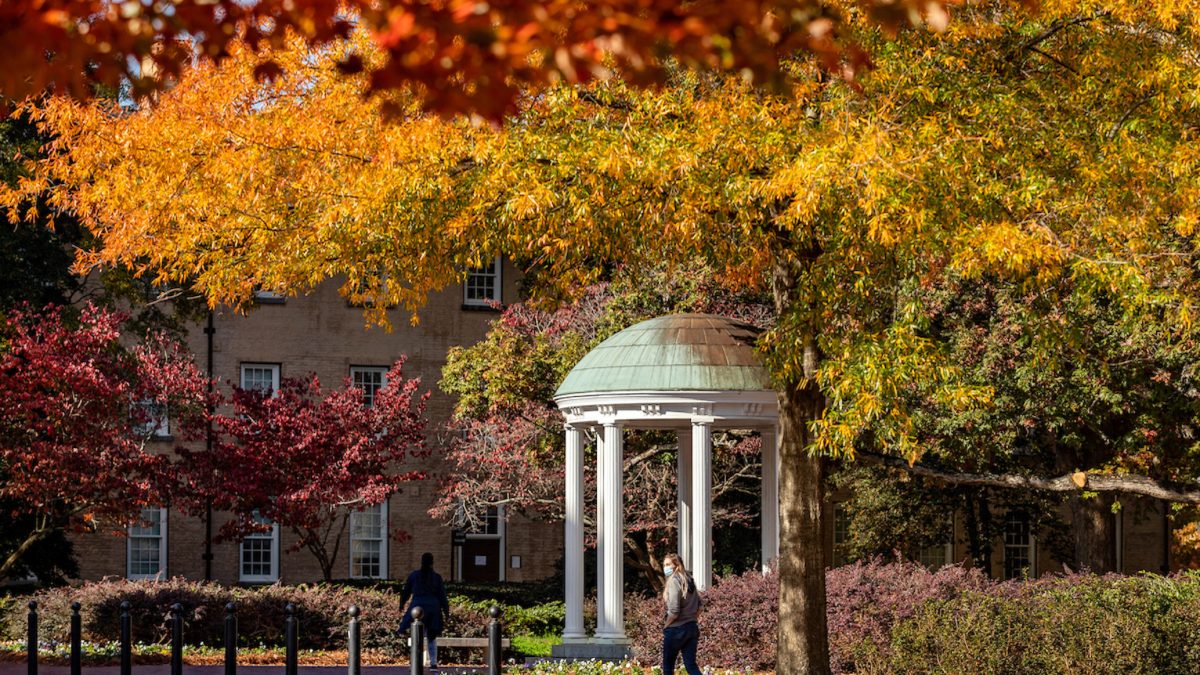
627 561 1200 674
0 579 576 652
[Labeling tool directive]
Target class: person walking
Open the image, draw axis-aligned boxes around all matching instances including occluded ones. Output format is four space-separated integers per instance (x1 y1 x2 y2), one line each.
398 552 451 671
661 552 702 675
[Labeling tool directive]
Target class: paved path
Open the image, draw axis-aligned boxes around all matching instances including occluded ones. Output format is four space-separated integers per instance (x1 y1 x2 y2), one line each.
0 662 492 667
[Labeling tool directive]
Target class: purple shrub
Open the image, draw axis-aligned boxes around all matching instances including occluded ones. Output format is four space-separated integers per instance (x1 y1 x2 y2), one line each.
627 568 779 671
627 560 992 673
825 559 990 671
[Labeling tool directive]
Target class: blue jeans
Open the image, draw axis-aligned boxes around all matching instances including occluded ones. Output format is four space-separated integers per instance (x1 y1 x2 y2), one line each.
662 622 701 675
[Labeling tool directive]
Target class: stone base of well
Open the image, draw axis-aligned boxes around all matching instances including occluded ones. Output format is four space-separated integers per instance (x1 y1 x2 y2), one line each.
549 640 633 661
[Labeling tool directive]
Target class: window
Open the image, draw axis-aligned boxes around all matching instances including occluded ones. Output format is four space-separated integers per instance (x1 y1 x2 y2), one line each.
832 505 852 567
350 366 388 408
240 513 280 583
916 543 949 570
128 508 167 579
349 502 388 579
463 256 502 307
1003 512 1034 580
916 515 954 570
471 506 502 535
240 363 280 394
133 400 170 439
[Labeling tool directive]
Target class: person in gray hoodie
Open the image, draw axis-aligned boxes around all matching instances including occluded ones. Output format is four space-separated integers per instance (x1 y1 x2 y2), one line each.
660 552 702 675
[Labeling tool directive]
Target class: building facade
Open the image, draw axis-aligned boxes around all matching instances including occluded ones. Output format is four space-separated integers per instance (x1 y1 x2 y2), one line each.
72 258 564 585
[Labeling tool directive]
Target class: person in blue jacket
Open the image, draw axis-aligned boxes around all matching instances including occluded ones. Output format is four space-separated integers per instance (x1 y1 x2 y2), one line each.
397 552 451 670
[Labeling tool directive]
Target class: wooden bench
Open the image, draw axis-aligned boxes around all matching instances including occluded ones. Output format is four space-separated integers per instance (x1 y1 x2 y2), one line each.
436 637 511 649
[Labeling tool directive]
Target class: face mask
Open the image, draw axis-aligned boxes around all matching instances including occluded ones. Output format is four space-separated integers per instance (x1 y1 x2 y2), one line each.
664 566 675 577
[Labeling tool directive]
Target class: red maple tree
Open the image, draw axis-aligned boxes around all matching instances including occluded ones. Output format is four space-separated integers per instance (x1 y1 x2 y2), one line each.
0 303 207 579
176 360 430 580
0 0 955 118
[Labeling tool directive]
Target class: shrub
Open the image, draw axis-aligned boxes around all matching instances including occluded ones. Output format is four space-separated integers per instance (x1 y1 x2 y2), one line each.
625 562 1200 674
885 573 1200 675
627 567 777 671
825 559 991 672
0 578 563 659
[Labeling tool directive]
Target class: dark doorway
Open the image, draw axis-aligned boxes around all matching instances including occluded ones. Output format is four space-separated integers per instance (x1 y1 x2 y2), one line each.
461 538 501 582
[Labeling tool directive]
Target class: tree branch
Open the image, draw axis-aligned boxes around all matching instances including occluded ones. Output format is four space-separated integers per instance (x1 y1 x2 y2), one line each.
578 90 633 112
1020 13 1108 54
1026 46 1079 75
0 529 49 580
859 450 1200 503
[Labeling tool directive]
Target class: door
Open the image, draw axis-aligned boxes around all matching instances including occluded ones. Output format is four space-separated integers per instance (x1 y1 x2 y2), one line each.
461 538 501 582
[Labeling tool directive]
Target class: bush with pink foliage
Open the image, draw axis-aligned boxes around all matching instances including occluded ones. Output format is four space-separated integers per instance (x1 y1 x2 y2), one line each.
625 561 1200 674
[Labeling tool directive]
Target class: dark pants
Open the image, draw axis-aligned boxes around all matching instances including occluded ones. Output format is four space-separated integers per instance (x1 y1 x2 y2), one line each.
662 621 701 675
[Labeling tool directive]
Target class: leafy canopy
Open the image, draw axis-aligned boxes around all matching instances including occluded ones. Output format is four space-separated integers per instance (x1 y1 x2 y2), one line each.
10 2 1200 465
1 0 956 118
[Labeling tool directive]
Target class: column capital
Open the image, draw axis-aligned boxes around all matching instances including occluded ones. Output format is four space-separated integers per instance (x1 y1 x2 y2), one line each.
601 420 622 429
690 418 714 428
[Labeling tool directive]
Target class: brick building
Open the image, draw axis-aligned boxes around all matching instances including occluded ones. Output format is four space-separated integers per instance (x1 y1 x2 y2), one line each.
71 258 564 585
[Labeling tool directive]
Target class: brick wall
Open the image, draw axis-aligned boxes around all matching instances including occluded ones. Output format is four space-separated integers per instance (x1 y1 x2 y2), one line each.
72 263 563 585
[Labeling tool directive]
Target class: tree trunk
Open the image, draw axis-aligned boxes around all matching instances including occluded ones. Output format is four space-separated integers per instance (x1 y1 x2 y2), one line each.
624 533 665 593
776 379 831 675
1057 444 1116 573
771 237 831 675
1067 492 1116 573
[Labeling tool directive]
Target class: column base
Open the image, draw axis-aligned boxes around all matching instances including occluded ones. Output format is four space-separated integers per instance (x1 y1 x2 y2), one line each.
560 632 589 644
550 640 633 661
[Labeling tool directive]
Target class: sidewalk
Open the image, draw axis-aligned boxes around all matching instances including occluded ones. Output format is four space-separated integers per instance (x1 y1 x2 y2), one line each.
0 662 492 667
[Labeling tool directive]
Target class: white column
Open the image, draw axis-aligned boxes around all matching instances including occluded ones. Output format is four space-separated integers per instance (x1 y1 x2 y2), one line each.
677 427 693 570
761 426 779 573
691 420 713 591
596 422 627 641
594 426 607 637
563 424 586 641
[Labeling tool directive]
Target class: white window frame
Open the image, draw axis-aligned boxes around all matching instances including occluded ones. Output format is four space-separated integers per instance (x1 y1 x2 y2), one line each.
915 513 955 570
1003 511 1036 580
240 363 280 395
349 500 389 579
463 256 502 307
133 400 170 439
831 504 851 567
349 366 389 408
239 516 280 583
127 507 168 580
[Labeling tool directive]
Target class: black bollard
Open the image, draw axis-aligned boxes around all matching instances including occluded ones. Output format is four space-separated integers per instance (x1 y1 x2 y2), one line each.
285 603 298 675
70 602 82 675
487 605 502 675
170 603 184 675
119 601 132 675
224 602 237 675
26 600 37 675
347 605 360 675
409 606 425 675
